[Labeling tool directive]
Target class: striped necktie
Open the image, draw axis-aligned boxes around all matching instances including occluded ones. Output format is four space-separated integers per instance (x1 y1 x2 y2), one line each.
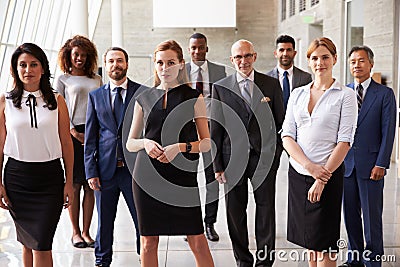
356 84 363 111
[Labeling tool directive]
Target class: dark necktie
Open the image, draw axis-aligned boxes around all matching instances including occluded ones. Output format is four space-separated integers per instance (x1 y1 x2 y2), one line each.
114 87 123 124
356 84 363 111
283 71 290 110
196 68 204 94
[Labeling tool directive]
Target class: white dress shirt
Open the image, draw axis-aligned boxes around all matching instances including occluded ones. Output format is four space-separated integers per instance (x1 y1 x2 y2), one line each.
277 65 294 91
190 61 210 97
236 70 255 98
109 79 128 111
281 80 358 176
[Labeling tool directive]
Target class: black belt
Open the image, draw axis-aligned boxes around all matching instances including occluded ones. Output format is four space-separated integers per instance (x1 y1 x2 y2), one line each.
116 160 125 167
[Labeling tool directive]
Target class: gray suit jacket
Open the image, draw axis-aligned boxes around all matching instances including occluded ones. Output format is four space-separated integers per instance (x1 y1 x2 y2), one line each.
266 66 312 90
185 60 226 87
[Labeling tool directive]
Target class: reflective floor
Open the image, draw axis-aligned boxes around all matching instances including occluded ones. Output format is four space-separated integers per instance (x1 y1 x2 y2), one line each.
0 154 399 266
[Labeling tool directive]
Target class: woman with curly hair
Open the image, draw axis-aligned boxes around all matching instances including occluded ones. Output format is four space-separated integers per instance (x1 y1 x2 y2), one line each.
0 42 74 267
54 35 102 248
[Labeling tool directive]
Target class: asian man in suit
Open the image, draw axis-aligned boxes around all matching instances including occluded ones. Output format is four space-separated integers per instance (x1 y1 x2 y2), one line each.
85 47 144 267
340 46 396 267
186 32 226 241
266 35 312 110
211 39 284 267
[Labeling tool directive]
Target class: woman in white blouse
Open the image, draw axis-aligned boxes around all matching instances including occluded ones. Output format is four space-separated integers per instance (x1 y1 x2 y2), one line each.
281 37 357 267
0 43 73 267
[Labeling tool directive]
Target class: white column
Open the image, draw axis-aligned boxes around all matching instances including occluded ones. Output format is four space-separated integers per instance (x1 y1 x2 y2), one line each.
70 0 89 37
111 0 124 47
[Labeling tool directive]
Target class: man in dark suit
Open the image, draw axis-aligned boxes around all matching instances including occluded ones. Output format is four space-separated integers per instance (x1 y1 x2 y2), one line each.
85 47 143 267
211 39 284 267
266 35 312 110
186 32 226 241
340 46 396 267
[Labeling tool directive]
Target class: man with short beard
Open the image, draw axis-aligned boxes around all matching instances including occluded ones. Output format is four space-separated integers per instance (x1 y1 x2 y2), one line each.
266 35 312 111
85 47 144 267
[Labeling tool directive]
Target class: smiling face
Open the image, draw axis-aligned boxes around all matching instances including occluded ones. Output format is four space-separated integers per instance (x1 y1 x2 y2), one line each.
70 46 87 72
230 40 257 77
105 50 128 83
274 42 297 69
349 49 373 83
17 53 44 91
308 46 337 78
155 49 183 88
189 37 208 64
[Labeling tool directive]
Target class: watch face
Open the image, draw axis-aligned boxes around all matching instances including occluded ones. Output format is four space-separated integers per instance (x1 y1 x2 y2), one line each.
186 142 192 152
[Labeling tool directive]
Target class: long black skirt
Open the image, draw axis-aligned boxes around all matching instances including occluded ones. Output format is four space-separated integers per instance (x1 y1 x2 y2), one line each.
287 164 344 252
4 158 64 251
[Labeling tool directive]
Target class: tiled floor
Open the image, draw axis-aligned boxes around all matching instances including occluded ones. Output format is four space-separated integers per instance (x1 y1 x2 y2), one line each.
0 154 399 266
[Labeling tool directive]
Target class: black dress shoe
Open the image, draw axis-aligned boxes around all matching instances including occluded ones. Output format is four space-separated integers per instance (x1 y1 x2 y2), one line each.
205 223 219 241
71 237 87 248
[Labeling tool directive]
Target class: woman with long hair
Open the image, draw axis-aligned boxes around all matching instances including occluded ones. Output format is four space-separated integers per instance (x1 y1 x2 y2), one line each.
0 43 74 267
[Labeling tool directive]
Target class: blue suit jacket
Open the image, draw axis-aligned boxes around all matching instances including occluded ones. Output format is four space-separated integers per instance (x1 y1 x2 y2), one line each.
344 79 396 178
84 79 143 181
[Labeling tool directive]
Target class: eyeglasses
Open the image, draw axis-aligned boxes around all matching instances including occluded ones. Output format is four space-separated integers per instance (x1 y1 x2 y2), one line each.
233 53 254 61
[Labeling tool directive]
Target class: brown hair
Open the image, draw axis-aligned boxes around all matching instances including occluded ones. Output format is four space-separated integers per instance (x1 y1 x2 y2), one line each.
58 35 98 78
153 40 188 87
306 37 337 58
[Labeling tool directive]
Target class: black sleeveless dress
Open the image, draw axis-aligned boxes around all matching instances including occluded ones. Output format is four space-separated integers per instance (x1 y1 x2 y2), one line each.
132 84 203 236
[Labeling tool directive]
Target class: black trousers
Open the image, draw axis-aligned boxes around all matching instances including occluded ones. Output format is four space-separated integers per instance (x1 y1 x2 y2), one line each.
203 149 219 224
224 150 278 267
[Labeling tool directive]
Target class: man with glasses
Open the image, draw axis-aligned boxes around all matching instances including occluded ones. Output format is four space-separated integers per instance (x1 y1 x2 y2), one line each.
210 39 284 267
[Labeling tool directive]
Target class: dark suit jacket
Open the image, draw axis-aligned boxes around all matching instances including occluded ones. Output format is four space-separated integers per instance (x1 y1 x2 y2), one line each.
266 66 312 90
211 71 284 183
185 60 226 89
344 79 396 178
84 79 143 181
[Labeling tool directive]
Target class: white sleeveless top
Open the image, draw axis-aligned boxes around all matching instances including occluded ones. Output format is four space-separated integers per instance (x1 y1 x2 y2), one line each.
4 90 62 162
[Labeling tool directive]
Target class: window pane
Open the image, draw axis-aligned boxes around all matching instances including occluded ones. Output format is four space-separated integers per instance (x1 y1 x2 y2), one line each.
7 0 25 44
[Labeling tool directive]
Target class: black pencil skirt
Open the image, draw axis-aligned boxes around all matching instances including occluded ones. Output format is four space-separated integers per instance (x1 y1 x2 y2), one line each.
287 164 344 252
4 157 65 251
72 124 86 185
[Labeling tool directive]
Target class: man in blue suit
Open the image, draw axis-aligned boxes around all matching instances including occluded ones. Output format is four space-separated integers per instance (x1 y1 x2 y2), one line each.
340 46 396 267
85 47 143 267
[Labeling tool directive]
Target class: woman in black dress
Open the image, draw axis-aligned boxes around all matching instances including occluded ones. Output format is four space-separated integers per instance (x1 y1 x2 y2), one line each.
281 37 357 266
0 43 74 267
126 40 214 267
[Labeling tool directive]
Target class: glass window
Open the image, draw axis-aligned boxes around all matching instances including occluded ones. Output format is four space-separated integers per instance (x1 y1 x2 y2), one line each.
299 0 306 12
311 0 319 6
289 0 296 17
281 0 287 21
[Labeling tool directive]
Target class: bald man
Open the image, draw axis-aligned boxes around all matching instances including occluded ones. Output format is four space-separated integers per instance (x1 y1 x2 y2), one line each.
210 40 284 267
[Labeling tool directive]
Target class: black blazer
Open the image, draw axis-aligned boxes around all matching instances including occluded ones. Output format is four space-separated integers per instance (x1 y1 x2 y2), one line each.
210 71 284 180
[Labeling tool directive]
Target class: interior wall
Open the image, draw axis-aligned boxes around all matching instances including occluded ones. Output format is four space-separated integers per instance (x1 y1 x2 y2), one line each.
93 0 278 84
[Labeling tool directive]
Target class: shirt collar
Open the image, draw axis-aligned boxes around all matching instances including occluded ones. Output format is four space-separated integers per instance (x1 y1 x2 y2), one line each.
303 79 342 93
355 77 371 90
277 65 294 77
191 60 208 74
22 89 42 98
236 70 255 83
110 79 128 92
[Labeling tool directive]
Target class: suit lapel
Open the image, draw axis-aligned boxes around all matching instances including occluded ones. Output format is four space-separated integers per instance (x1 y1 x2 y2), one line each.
229 73 248 111
102 83 118 130
358 81 378 125
252 71 264 113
